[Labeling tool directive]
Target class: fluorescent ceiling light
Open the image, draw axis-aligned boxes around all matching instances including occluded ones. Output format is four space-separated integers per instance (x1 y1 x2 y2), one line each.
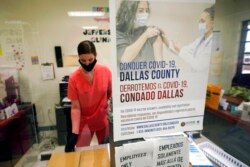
81 26 98 29
5 20 28 24
68 11 105 17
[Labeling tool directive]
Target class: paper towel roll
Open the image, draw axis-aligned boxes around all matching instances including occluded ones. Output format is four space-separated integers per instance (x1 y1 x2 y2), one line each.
241 102 250 122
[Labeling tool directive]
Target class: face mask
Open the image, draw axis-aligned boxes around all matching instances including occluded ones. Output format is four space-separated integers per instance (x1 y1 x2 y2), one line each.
79 59 97 72
198 22 207 35
134 13 149 27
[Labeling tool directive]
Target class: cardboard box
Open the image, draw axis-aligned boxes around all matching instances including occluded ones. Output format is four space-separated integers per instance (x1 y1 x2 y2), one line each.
206 84 222 110
79 148 110 167
47 147 110 167
47 152 81 167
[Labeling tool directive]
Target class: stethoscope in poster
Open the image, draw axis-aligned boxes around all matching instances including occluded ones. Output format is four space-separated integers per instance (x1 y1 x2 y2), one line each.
110 0 216 142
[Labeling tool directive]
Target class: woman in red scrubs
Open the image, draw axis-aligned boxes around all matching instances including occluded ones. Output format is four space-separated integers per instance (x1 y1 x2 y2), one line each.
65 40 112 152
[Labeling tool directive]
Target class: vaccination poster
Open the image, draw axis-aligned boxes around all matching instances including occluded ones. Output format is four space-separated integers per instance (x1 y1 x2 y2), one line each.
110 0 216 141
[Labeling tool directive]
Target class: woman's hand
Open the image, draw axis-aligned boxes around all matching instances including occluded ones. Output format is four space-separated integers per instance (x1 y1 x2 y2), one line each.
172 40 181 53
159 29 169 47
144 26 161 39
65 133 78 152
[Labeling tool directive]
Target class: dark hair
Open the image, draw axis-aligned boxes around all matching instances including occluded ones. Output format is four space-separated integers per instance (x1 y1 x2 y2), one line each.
116 0 150 34
204 5 215 21
77 40 96 56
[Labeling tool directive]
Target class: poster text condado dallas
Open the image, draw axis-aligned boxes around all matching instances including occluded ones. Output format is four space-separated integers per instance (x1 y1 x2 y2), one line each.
119 61 183 103
110 0 216 141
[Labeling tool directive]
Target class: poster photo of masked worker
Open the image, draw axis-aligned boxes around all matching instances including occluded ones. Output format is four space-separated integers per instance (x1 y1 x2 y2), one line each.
172 5 215 72
116 0 169 64
65 40 112 152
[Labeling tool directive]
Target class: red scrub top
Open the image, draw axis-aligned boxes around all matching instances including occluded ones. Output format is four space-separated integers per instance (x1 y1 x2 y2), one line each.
67 63 112 131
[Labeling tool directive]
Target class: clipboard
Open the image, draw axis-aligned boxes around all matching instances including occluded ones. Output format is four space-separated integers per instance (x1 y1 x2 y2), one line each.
41 62 55 80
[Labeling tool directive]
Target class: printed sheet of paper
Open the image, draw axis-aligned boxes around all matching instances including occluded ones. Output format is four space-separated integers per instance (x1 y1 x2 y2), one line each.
151 136 189 167
115 134 189 167
115 140 153 167
41 63 55 80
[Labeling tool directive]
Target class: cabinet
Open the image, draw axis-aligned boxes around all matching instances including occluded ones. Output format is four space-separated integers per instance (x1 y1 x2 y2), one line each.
55 105 71 145
0 103 38 163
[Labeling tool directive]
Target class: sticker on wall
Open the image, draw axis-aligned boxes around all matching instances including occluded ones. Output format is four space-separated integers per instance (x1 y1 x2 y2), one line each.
92 6 109 13
63 55 78 67
92 6 110 22
0 43 3 57
12 44 25 70
82 28 111 43
1 24 25 70
31 55 39 65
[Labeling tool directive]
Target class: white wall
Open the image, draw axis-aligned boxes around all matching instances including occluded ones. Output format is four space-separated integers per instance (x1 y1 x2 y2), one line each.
0 0 110 126
208 0 250 90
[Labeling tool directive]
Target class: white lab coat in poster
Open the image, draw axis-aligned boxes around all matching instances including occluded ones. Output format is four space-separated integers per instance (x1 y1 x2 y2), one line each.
179 34 213 72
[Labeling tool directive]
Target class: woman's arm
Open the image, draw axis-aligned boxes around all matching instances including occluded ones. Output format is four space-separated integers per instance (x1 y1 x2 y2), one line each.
153 35 163 61
120 27 160 62
71 100 81 134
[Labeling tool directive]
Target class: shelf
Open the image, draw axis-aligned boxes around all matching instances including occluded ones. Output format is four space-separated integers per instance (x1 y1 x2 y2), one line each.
205 105 250 130
0 105 32 126
223 95 243 105
0 104 37 163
